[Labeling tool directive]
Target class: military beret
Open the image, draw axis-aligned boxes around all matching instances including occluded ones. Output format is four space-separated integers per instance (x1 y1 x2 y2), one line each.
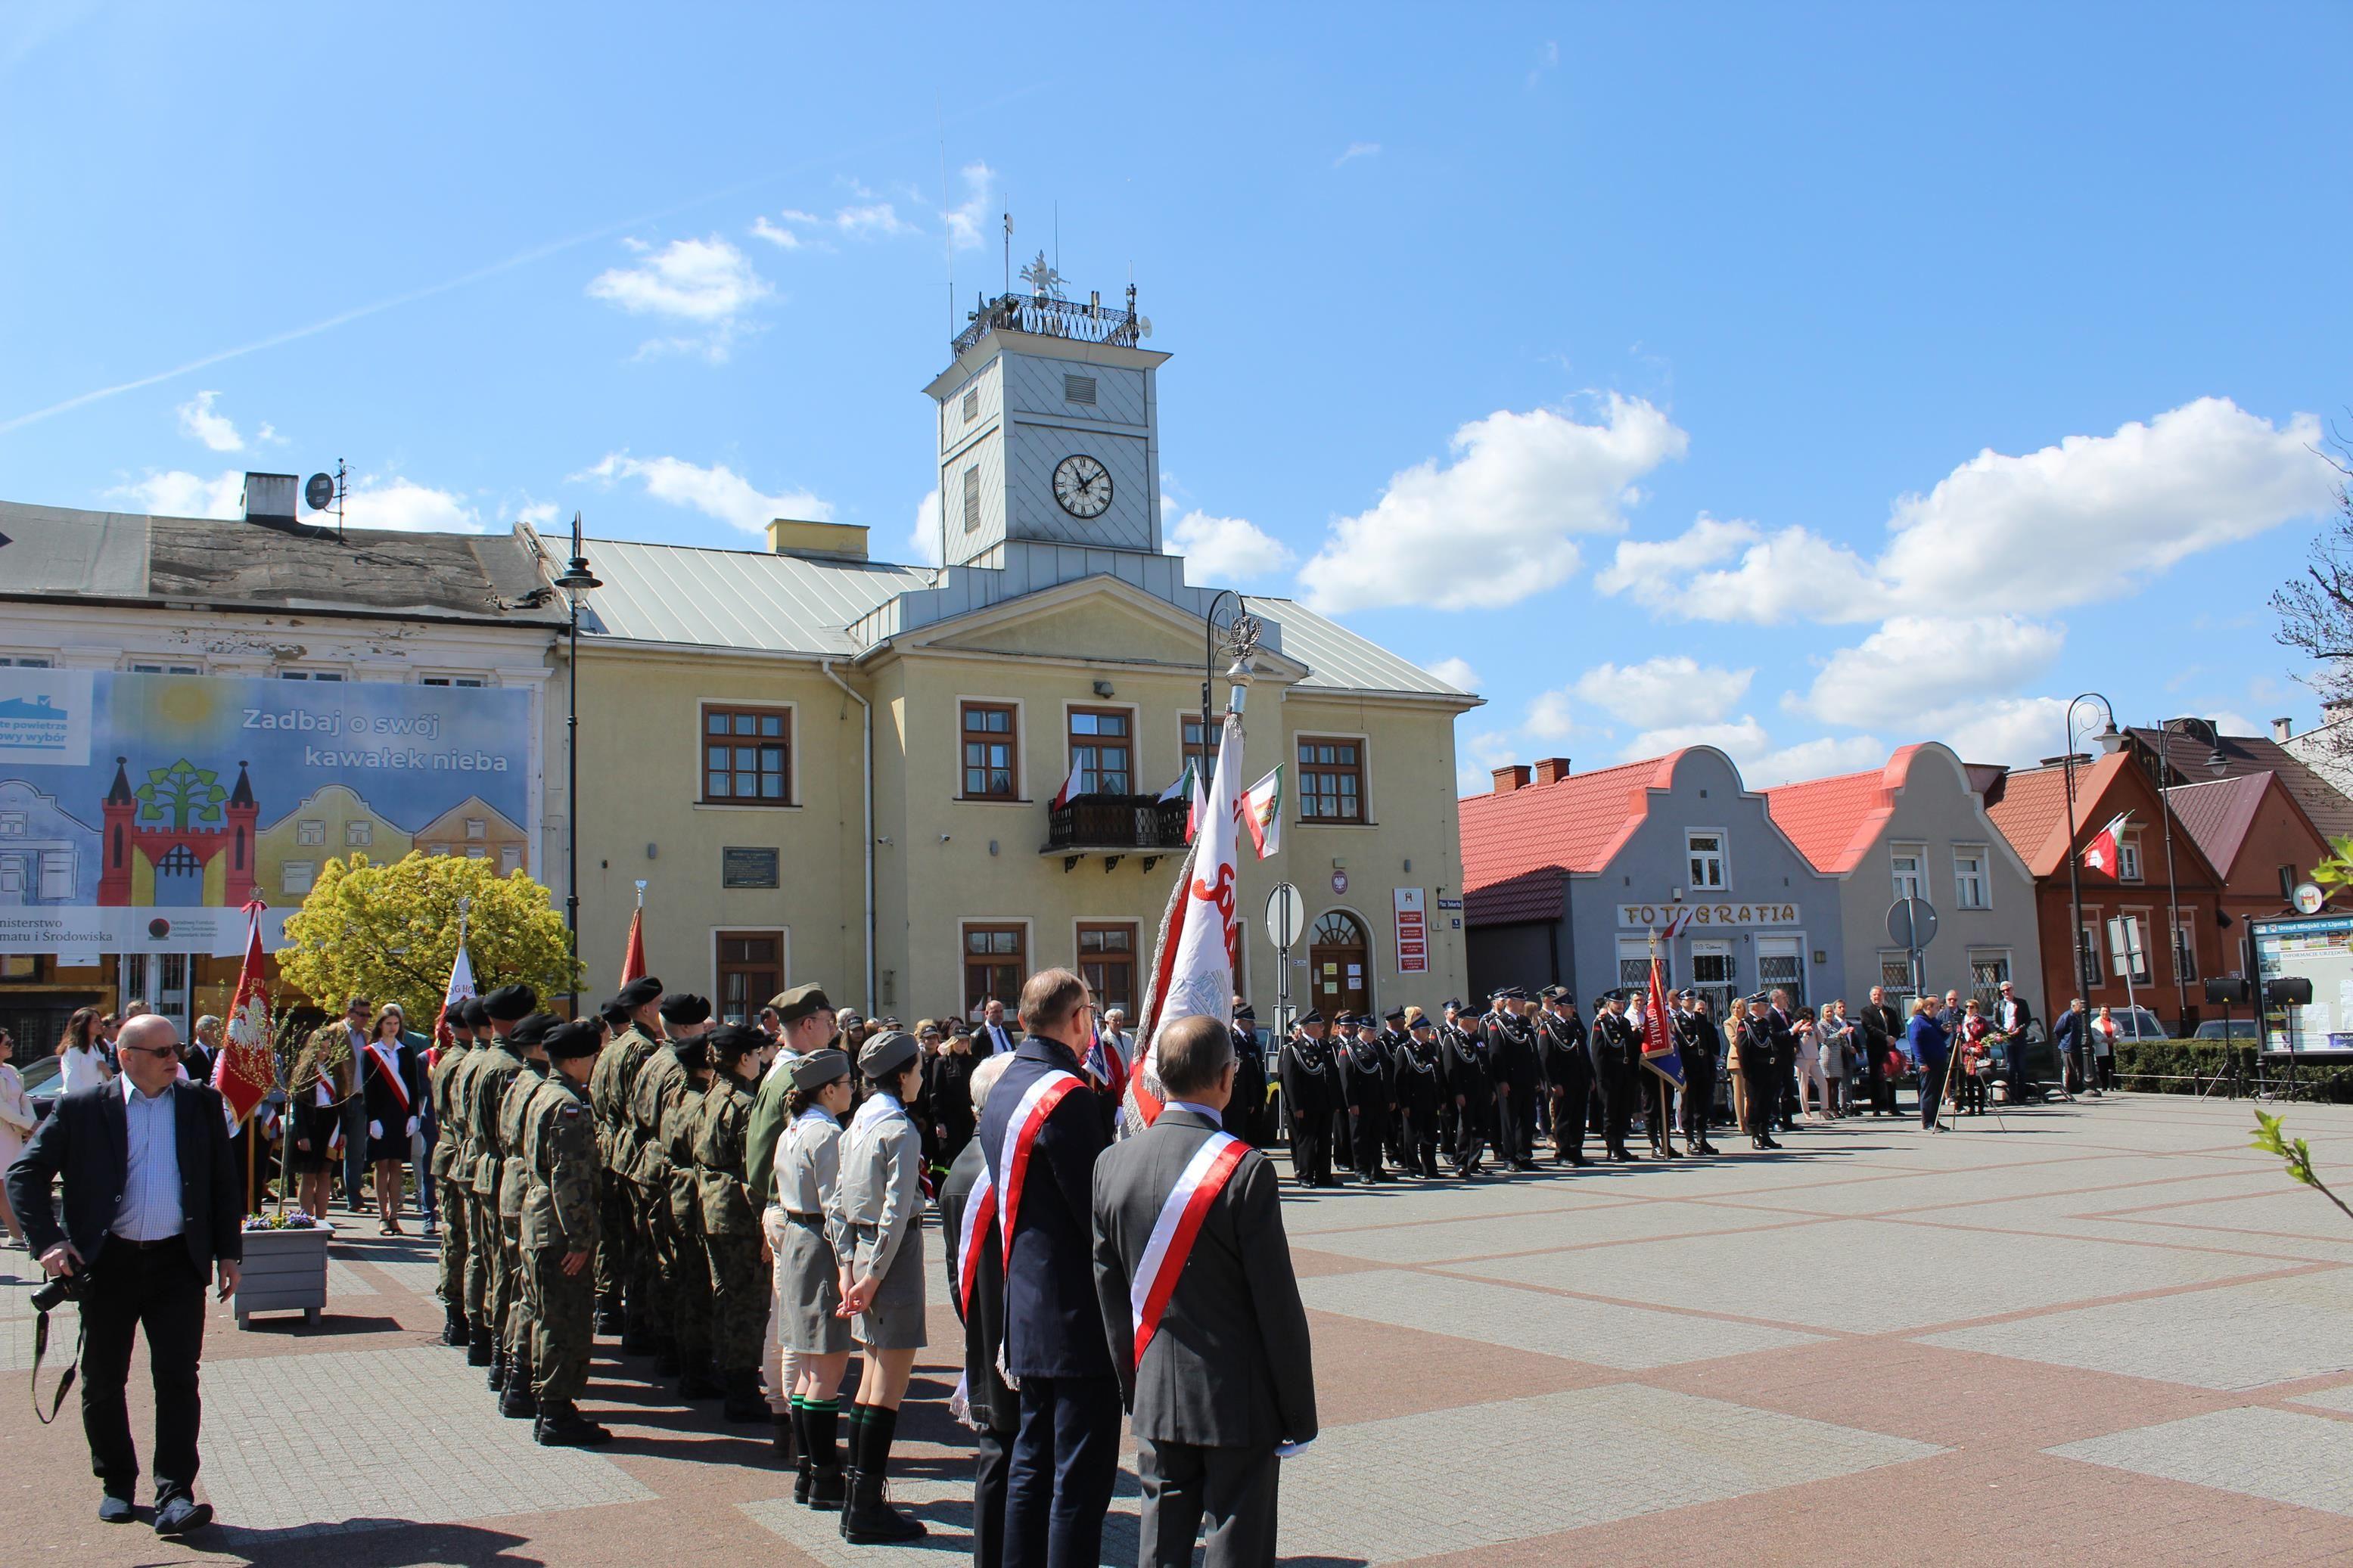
458 996 490 1029
1232 1003 1257 1021
657 992 710 1026
705 1023 765 1067
482 983 536 1022
668 1034 710 1072
509 1012 561 1048
771 983 832 1026
545 1020 603 1060
859 1029 919 1080
598 997 631 1029
791 1048 851 1091
617 975 664 1009
1382 1005 1406 1023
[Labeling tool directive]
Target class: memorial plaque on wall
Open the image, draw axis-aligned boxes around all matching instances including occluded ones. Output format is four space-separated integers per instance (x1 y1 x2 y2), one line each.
723 846 781 888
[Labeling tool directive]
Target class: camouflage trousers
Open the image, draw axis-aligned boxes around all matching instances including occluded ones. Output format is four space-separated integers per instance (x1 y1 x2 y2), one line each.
497 1210 528 1355
593 1168 633 1314
654 1185 711 1360
436 1172 471 1311
465 1190 499 1328
625 1178 666 1340
703 1231 768 1371
527 1244 595 1403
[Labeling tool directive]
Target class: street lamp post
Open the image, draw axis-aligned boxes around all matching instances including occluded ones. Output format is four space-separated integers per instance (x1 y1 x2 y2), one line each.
1199 590 1260 781
553 513 600 1014
2062 693 2119 1026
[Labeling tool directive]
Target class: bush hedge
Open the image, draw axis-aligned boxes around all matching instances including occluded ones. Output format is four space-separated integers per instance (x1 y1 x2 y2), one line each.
2113 1040 2353 1103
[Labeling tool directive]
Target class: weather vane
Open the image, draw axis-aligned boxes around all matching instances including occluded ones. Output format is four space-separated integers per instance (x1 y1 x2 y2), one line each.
1019 250 1065 300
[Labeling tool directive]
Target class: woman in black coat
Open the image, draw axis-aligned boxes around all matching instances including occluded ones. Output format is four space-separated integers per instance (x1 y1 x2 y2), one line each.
360 1004 427 1234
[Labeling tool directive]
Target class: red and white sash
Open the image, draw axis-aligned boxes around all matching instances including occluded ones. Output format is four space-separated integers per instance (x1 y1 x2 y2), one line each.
364 1040 412 1114
956 1162 997 1315
1127 1129 1250 1370
995 1068 1086 1255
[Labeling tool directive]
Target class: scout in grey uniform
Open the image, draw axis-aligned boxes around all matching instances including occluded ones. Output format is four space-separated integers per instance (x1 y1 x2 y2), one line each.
825 1031 930 1545
776 1047 854 1511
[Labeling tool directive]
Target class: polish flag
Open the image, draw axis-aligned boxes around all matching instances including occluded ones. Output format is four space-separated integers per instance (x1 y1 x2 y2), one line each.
431 939 477 1067
2081 812 2131 876
1131 709 1246 1129
1049 757 1086 811
1240 765 1282 860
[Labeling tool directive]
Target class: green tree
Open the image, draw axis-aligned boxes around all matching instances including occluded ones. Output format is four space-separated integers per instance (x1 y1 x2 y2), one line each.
277 851 581 1029
135 758 226 830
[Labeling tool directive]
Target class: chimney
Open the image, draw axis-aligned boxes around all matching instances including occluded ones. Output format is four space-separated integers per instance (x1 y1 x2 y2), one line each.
1531 757 1572 785
1491 764 1532 794
2274 717 2295 743
765 517 869 562
240 472 299 524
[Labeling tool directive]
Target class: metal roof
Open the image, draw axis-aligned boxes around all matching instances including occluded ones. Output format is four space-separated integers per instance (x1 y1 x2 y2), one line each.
1243 597 1475 698
0 504 152 595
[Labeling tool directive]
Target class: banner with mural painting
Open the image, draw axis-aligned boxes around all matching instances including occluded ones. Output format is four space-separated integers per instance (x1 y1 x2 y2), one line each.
0 667 535 956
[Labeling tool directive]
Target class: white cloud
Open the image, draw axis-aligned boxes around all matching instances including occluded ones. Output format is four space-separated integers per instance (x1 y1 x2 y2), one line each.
1335 142 1381 166
1795 615 2065 728
909 487 943 566
1297 396 1687 613
1573 656 1754 726
580 453 829 536
586 237 770 359
1528 39 1559 89
942 163 996 252
1166 508 1294 581
1525 690 1579 741
1747 734 1891 787
1602 398 2332 625
1456 727 1526 795
1422 657 1480 692
750 216 803 250
176 390 243 452
340 477 481 533
108 469 243 519
516 501 561 527
835 202 916 238
758 200 919 247
1621 715 1772 765
1929 697 2072 768
255 421 286 446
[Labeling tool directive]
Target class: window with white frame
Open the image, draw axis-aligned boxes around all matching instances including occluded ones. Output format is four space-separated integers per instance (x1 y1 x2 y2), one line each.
1967 950 2011 1008
421 675 486 687
1891 843 1926 902
0 812 23 837
2118 836 2143 882
1953 846 1989 909
283 861 315 896
345 820 372 846
499 844 523 874
278 669 343 681
1617 937 1668 991
1686 831 1727 890
129 662 201 675
0 656 54 667
39 851 73 901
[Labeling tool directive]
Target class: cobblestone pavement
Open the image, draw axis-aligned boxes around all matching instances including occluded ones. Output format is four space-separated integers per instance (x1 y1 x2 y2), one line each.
9 1094 2353 1564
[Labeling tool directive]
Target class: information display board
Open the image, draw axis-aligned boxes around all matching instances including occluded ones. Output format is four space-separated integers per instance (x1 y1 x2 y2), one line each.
2250 914 2353 1054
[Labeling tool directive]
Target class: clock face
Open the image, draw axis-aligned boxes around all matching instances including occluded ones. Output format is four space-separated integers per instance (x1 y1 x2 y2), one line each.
1052 453 1113 519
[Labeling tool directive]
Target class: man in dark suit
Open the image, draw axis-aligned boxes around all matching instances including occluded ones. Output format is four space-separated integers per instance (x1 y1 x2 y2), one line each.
8 1014 241 1536
1225 1002 1270 1145
1276 1011 1336 1188
977 968 1120 1568
1484 989 1540 1172
1995 980 2038 1101
1861 986 1904 1116
941 1053 1016 1568
1534 987 1592 1167
1093 1014 1316 1567
978 997 1018 1057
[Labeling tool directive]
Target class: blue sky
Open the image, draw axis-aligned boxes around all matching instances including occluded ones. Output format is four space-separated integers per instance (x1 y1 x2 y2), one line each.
6 3 2349 793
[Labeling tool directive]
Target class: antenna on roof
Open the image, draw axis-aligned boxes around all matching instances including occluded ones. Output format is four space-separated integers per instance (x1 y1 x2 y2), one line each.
304 462 347 542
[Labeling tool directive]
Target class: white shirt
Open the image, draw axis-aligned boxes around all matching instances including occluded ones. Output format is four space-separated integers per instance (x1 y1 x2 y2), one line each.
113 1077 185 1244
983 1021 1016 1056
60 1043 110 1094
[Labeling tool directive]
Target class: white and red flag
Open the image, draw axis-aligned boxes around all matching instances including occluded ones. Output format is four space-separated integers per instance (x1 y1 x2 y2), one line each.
2081 812 2131 877
1240 765 1282 860
1049 757 1086 812
210 898 277 1128
1130 709 1245 1129
432 935 477 1066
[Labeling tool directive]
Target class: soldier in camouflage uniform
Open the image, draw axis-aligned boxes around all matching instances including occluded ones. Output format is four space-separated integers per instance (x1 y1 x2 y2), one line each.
591 977 665 1349
658 1020 721 1402
694 1023 770 1424
428 996 488 1347
629 992 718 1395
463 987 533 1401
496 1013 555 1418
521 1018 612 1447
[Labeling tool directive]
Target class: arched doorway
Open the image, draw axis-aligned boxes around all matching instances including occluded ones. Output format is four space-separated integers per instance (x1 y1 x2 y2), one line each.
1310 910 1370 1020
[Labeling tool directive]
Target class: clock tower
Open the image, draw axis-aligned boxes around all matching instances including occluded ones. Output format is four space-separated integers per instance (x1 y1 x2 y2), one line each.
925 263 1170 570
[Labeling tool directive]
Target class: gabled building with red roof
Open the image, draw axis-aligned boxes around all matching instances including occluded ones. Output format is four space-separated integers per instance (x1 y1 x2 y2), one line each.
1762 743 2046 1016
2163 769 2330 973
1459 748 1847 1012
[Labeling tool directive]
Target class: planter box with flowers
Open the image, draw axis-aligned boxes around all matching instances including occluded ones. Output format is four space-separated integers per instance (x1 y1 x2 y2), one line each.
235 1212 331 1328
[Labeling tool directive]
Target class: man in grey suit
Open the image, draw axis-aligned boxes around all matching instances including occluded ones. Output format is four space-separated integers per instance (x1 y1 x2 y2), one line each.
1092 1015 1317 1567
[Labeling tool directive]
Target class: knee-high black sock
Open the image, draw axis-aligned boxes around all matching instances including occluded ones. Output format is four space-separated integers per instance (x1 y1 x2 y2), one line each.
860 1402 899 1473
807 1398 841 1470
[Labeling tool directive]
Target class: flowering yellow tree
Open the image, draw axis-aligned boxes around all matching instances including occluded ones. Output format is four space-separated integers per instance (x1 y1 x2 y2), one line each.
278 852 580 1027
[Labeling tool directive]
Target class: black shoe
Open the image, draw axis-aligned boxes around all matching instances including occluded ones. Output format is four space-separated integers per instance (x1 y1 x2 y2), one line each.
487 1350 507 1392
533 1401 613 1447
594 1306 625 1337
500 1354 538 1419
154 1495 213 1536
654 1339 682 1377
621 1324 656 1355
441 1308 470 1348
1761 1136 1783 1150
467 1321 494 1366
1752 1137 1769 1150
98 1495 136 1526
721 1368 769 1423
807 1464 847 1511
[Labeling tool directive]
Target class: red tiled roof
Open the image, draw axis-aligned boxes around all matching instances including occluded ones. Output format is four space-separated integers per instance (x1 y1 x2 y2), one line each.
2163 770 2324 880
1983 752 2134 875
2127 725 2353 843
1458 753 1686 925
1761 744 1926 874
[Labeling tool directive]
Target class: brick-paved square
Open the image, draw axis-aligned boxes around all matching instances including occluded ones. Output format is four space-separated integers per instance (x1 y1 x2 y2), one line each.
2049 1407 2353 1517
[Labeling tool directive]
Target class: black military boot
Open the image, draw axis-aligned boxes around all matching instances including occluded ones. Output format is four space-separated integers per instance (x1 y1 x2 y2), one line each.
499 1347 538 1420
804 1401 845 1511
486 1345 507 1392
722 1367 768 1424
466 1322 494 1365
441 1306 470 1348
533 1399 613 1447
654 1334 682 1377
679 1346 725 1401
620 1308 656 1357
593 1297 625 1337
838 1404 926 1543
787 1405 811 1501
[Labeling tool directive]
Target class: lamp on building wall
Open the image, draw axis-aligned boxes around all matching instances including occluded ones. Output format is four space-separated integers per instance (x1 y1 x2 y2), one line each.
552 514 601 1013
2061 694 2118 1004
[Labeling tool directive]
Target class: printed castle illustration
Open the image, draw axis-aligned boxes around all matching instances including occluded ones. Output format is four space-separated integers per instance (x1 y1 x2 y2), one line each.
98 756 260 908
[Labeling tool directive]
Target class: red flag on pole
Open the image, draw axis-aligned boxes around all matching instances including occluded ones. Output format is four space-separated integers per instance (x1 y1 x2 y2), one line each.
210 899 277 1127
619 902 647 988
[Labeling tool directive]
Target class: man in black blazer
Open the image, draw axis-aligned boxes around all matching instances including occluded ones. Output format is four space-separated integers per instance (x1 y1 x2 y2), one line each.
7 1014 241 1536
941 1054 1016 1568
1093 1014 1316 1566
976 968 1120 1568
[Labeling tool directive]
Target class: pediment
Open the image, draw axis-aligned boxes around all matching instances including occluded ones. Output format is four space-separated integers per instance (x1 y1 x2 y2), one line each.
911 574 1307 680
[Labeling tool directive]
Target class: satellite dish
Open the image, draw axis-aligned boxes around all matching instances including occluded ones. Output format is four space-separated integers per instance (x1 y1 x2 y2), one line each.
1137 316 1153 339
304 473 335 512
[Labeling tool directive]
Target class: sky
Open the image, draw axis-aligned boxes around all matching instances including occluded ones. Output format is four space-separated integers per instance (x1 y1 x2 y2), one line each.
5 3 2350 796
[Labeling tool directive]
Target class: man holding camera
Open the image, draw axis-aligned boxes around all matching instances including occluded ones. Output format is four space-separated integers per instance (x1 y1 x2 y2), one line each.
6 1013 241 1535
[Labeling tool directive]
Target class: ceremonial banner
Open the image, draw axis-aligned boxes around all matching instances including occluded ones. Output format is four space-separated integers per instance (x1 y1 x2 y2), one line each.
1133 709 1245 1128
434 936 477 1060
619 900 647 987
1642 945 1686 1088
210 898 276 1127
1241 765 1282 859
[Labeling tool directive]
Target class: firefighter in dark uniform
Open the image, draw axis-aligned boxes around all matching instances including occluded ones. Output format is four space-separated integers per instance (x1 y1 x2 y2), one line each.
1376 1005 1411 1168
1336 1013 1394 1183
1741 993 1786 1150
1277 1011 1338 1188
1484 989 1539 1172
1534 986 1593 1167
1226 1004 1271 1144
1675 992 1722 1156
1391 1008 1444 1179
1441 1001 1493 1177
1590 992 1643 1162
1434 998 1465 1154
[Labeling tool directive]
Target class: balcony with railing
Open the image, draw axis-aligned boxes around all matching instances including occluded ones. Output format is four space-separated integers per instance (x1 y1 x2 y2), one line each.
1042 793 1189 871
952 285 1147 359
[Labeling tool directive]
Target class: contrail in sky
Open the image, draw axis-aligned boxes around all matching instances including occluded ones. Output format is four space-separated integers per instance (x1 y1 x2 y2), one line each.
2 92 1036 436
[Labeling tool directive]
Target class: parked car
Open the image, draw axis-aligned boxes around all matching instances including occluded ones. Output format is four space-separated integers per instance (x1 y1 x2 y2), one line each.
2109 1006 2171 1042
2193 1018 2258 1042
20 1050 64 1122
